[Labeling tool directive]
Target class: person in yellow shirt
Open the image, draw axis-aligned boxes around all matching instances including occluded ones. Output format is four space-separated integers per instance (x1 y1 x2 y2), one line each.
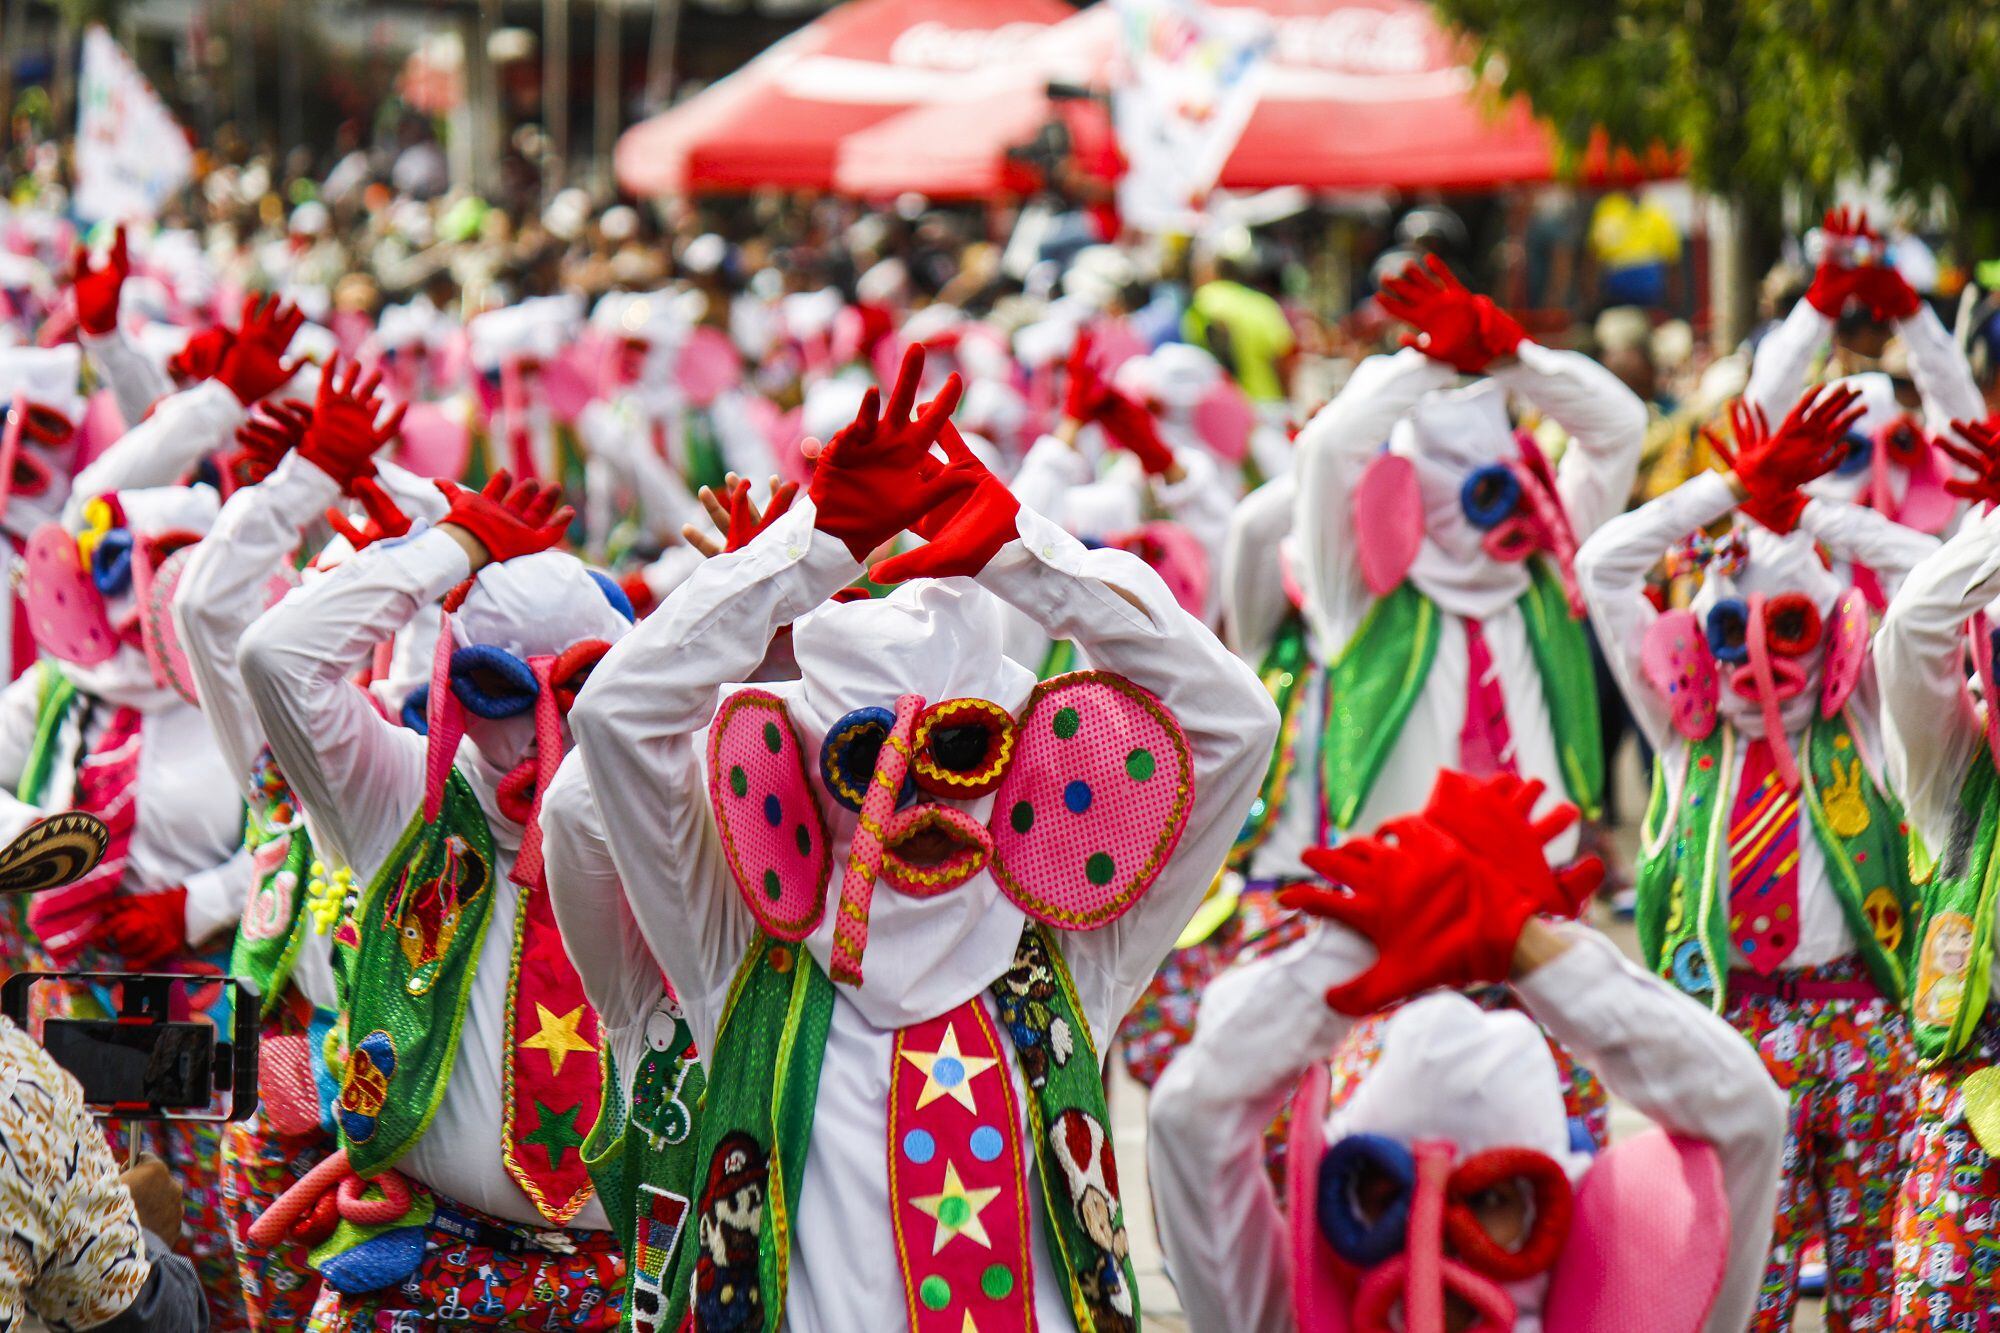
1184 252 1297 406
1589 190 1684 311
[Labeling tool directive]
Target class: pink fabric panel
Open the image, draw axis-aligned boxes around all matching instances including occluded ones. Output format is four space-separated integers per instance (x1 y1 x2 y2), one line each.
706 688 831 941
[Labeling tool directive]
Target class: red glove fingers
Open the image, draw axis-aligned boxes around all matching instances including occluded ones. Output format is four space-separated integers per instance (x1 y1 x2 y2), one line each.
1097 390 1178 476
722 477 798 552
300 355 404 489
434 470 574 564
73 225 129 338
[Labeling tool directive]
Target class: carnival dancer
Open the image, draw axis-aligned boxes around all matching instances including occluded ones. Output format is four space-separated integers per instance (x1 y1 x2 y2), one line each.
1576 384 1936 1329
1289 256 1646 1139
567 347 1276 1331
576 290 706 561
238 469 633 1328
0 346 88 680
1148 769 1788 1333
1872 417 2000 1327
172 360 443 1329
1745 208 1983 604
71 224 176 428
467 294 584 486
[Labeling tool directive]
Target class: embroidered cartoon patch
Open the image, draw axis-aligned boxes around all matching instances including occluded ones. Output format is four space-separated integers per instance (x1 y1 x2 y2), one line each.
696 1132 768 1331
338 1028 396 1144
991 931 1075 1090
382 832 489 996
633 993 697 1151
241 831 298 942
630 1184 690 1333
1915 912 1976 1028
1049 1108 1135 1331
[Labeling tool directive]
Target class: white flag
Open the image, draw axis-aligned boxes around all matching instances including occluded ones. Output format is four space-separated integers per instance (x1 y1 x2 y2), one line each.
1111 0 1272 235
74 26 193 225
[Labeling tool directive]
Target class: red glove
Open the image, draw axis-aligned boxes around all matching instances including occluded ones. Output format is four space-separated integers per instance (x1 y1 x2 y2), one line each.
808 345 963 560
1804 207 1873 317
1419 772 1602 919
94 888 188 969
300 357 405 490
1707 385 1863 534
1852 264 1922 323
1376 255 1526 374
870 423 1021 584
434 471 573 565
1062 330 1113 424
1097 389 1178 476
229 399 313 487
721 476 799 552
1938 418 2000 507
72 225 129 338
169 327 235 386
214 295 306 405
325 476 414 552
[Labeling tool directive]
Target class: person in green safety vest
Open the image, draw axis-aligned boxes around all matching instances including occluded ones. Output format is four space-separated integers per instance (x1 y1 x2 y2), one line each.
1577 382 1939 1331
568 346 1277 1332
1874 416 2000 1325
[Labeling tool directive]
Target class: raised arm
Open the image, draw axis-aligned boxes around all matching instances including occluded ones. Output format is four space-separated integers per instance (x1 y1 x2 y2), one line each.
1490 341 1648 539
542 748 668 1039
64 381 245 523
236 528 446 876
569 498 860 1050
1898 302 1984 431
1512 924 1786 1333
79 328 173 429
1798 493 1941 602
1223 474 1297 661
1875 505 2000 850
175 450 336 796
1744 298 1831 423
1148 924 1373 1333
1293 349 1453 649
1576 470 1739 752
974 508 1279 1034
1148 446 1235 624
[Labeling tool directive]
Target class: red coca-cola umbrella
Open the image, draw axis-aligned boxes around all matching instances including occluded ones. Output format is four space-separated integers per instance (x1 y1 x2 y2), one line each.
614 0 1077 197
833 0 1674 200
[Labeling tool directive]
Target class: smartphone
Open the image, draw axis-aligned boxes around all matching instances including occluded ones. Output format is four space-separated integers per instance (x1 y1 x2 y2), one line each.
1 973 259 1123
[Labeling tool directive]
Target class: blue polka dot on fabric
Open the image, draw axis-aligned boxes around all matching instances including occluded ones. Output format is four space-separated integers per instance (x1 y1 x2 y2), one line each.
763 793 782 827
1063 780 1094 815
903 1129 936 1164
933 1056 965 1088
969 1126 1004 1162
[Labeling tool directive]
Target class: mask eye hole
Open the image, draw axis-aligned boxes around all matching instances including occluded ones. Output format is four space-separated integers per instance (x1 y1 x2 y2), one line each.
911 698 1018 798
447 644 539 718
1315 1133 1415 1268
1834 430 1873 476
401 684 432 735
1883 419 1927 467
1706 598 1751 664
820 706 916 813
1459 464 1522 529
1764 594 1824 657
89 529 134 595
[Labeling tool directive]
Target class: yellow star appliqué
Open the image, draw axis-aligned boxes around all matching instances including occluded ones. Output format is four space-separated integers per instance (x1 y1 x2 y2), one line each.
911 1162 1002 1254
520 1003 595 1076
897 1023 997 1112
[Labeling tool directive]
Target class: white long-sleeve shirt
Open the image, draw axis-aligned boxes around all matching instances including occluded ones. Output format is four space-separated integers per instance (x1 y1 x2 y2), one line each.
238 526 610 1230
173 452 349 1010
1746 297 1983 437
570 497 1276 1332
1578 472 1936 969
79 328 173 431
1147 921 1787 1333
575 393 704 556
1877 504 2000 998
1293 344 1646 852
63 381 244 528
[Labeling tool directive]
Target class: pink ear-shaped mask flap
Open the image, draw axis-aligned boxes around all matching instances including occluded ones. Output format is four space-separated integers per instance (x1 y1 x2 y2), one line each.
76 389 127 470
1641 610 1718 741
706 688 831 941
23 523 117 666
139 544 200 704
1191 378 1254 464
539 341 598 424
1895 441 1958 534
1286 1064 1355 1332
422 620 466 823
1820 587 1869 718
988 672 1194 930
676 326 743 409
1543 1131 1728 1333
394 402 472 480
1353 452 1423 597
1111 521 1210 619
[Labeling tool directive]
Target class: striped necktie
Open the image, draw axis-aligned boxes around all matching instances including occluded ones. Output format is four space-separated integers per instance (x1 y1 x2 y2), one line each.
1728 735 1802 973
28 706 142 966
1459 619 1518 776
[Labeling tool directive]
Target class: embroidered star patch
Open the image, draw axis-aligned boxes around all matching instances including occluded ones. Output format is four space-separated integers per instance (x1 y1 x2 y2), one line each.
898 1023 998 1113
911 1162 1002 1254
520 1002 595 1076
521 1100 586 1164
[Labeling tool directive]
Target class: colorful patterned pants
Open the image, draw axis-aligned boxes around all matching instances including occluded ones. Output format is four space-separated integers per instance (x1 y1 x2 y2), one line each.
1892 1015 2000 1328
1115 886 1308 1087
222 1113 332 1328
1326 985 1612 1151
1727 961 1914 1332
307 1188 625 1330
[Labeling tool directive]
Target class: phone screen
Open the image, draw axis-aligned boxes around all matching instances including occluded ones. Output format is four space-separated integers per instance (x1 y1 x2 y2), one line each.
41 1020 215 1109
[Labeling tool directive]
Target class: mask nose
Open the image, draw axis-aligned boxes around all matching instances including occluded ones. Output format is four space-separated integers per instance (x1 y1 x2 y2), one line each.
1352 1142 1516 1333
1742 591 1803 790
829 693 923 986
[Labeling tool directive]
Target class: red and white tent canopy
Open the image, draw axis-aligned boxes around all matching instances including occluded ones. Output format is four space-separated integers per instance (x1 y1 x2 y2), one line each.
614 0 1079 197
833 0 1669 200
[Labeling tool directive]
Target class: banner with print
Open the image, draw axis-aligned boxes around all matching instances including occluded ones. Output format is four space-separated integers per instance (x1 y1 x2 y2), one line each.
1110 0 1272 235
74 26 194 224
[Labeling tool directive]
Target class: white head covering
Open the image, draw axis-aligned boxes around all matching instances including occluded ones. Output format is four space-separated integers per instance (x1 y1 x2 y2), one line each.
0 344 82 420
780 579 1037 1029
469 296 585 371
1685 521 1842 738
1392 379 1539 619
63 484 219 707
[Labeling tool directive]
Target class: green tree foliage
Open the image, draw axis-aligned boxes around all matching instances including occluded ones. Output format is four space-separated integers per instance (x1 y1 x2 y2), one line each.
1428 0 2000 220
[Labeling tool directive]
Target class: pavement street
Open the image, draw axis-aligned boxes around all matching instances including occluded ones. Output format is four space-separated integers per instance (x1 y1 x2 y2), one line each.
1112 737 1828 1331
